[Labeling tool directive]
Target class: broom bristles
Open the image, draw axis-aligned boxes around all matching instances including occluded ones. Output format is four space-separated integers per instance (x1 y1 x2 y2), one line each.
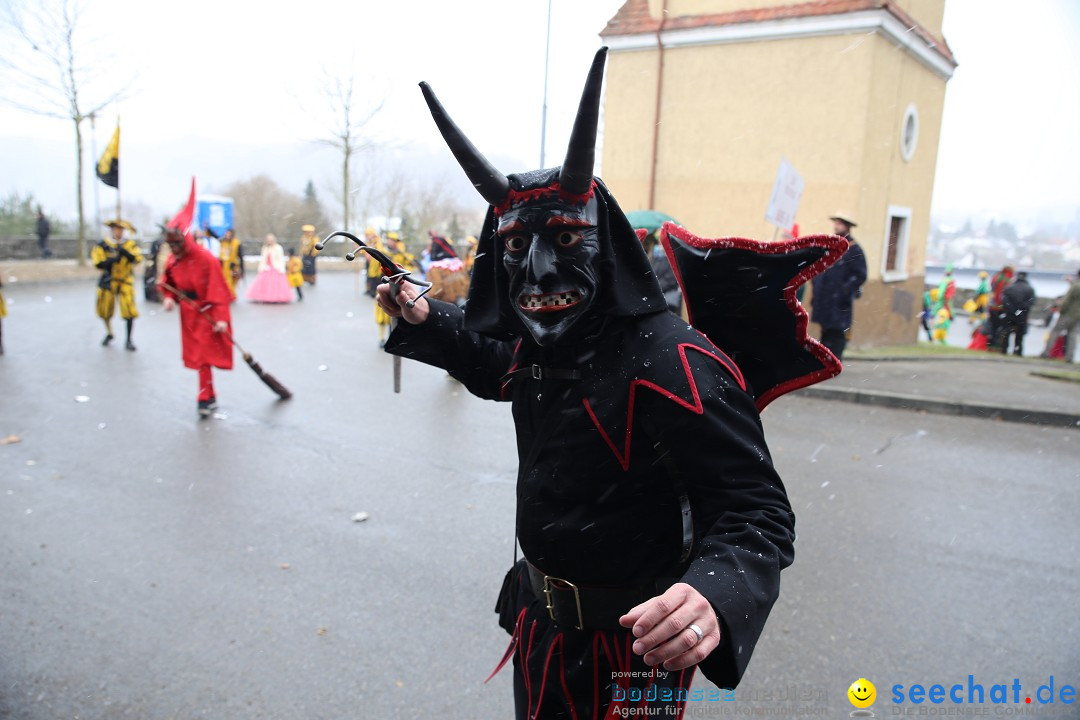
245 356 293 400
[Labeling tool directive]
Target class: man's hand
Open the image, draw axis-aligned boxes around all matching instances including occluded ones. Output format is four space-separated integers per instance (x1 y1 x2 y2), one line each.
212 321 228 334
163 297 176 312
619 583 722 671
376 281 429 325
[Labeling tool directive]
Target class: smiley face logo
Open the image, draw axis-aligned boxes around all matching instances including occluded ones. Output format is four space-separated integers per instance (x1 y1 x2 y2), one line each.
848 678 876 709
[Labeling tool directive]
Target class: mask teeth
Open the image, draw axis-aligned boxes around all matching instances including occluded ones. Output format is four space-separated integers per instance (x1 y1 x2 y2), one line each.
522 290 581 309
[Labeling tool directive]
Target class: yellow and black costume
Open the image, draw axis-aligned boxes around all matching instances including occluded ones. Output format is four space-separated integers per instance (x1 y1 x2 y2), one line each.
373 233 417 345
363 228 388 298
0 277 7 355
286 250 304 301
218 230 244 298
299 225 319 285
92 220 142 350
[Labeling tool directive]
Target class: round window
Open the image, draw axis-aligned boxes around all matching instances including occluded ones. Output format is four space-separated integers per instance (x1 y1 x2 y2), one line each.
900 104 919 162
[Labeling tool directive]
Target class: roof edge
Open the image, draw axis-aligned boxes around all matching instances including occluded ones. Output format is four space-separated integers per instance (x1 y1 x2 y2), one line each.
600 0 955 68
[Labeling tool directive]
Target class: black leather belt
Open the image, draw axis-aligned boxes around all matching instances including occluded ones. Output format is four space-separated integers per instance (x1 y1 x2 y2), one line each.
501 364 582 383
527 563 678 631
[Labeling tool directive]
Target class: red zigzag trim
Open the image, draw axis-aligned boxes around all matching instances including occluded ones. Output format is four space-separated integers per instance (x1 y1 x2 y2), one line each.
582 341 745 472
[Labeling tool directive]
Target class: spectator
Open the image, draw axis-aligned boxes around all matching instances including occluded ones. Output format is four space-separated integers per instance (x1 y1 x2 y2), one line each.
987 265 1014 349
36 209 52 259
1042 270 1080 362
999 271 1035 356
810 212 867 361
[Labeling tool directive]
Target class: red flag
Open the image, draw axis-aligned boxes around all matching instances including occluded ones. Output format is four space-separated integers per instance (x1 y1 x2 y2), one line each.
167 177 197 238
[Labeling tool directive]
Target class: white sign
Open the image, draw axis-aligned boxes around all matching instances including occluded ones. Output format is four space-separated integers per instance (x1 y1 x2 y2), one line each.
765 157 804 230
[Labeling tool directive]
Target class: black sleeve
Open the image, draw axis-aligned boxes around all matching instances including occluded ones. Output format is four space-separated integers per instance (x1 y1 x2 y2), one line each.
645 356 795 689
843 245 868 297
383 299 516 402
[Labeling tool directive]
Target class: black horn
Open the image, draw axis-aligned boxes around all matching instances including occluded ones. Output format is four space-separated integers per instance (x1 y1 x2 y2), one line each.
419 82 510 207
559 47 608 195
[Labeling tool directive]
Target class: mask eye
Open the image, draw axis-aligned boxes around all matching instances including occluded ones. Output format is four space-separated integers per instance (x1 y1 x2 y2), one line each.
556 230 582 248
504 235 529 253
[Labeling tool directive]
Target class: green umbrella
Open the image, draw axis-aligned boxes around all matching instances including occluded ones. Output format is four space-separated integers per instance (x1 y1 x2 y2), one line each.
624 210 679 234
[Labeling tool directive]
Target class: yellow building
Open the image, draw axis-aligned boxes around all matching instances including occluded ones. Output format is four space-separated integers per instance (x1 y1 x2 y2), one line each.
600 0 956 347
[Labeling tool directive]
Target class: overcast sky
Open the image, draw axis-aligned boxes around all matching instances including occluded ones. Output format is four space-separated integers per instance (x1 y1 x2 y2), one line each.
1 0 1078 229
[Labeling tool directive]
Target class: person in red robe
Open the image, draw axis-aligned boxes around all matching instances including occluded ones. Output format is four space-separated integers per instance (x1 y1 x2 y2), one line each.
159 227 235 417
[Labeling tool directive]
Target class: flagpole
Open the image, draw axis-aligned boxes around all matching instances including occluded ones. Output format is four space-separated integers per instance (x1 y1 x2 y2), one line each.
90 112 101 231
115 116 121 221
540 0 552 168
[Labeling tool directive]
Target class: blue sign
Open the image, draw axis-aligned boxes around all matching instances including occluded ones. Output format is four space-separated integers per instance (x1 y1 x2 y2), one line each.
196 195 234 239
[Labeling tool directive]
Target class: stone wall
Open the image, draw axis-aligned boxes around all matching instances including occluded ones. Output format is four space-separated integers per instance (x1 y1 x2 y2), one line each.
1 235 93 261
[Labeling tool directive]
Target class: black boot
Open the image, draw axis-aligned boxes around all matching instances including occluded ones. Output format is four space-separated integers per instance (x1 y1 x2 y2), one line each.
125 319 136 351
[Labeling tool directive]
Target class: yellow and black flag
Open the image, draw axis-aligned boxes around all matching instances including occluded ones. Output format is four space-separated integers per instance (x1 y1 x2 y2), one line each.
97 124 119 188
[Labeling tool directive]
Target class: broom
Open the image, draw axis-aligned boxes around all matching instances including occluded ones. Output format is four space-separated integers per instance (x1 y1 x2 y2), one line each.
160 282 293 400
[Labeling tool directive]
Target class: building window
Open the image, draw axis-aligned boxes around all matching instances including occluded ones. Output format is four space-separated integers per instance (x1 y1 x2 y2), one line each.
882 205 912 282
900 104 919 162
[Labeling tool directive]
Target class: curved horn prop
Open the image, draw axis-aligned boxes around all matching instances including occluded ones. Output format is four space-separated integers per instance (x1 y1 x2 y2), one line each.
419 82 510 207
559 47 608 195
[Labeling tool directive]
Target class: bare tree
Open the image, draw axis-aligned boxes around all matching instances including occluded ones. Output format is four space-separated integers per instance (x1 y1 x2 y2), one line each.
378 162 412 227
0 0 132 265
328 146 386 234
224 174 313 248
409 177 457 239
393 170 484 255
313 65 384 232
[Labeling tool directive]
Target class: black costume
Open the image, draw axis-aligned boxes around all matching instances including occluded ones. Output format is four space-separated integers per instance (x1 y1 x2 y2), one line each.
810 234 866 360
391 296 797 716
385 48 845 720
999 274 1035 356
428 232 459 261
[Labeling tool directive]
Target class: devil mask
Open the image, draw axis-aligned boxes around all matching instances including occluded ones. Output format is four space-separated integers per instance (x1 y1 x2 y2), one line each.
420 47 665 346
498 179 602 344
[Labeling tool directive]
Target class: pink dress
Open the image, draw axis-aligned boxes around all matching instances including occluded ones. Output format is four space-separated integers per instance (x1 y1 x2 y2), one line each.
245 244 293 303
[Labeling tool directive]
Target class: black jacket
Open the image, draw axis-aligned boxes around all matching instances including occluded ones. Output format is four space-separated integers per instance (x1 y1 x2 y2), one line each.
810 237 866 330
386 300 795 688
1002 278 1036 324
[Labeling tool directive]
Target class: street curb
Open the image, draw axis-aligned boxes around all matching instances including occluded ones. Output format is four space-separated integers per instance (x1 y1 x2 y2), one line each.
1029 370 1080 385
794 386 1080 430
845 354 1060 366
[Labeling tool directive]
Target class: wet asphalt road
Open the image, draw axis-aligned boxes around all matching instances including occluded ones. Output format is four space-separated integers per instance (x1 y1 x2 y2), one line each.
1 273 1077 719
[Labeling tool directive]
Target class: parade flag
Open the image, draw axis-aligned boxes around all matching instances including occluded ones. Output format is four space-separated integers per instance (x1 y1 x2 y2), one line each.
166 177 197 237
97 124 119 188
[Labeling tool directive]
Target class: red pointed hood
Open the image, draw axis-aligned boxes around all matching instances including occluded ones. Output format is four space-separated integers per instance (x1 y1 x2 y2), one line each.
166 177 197 242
